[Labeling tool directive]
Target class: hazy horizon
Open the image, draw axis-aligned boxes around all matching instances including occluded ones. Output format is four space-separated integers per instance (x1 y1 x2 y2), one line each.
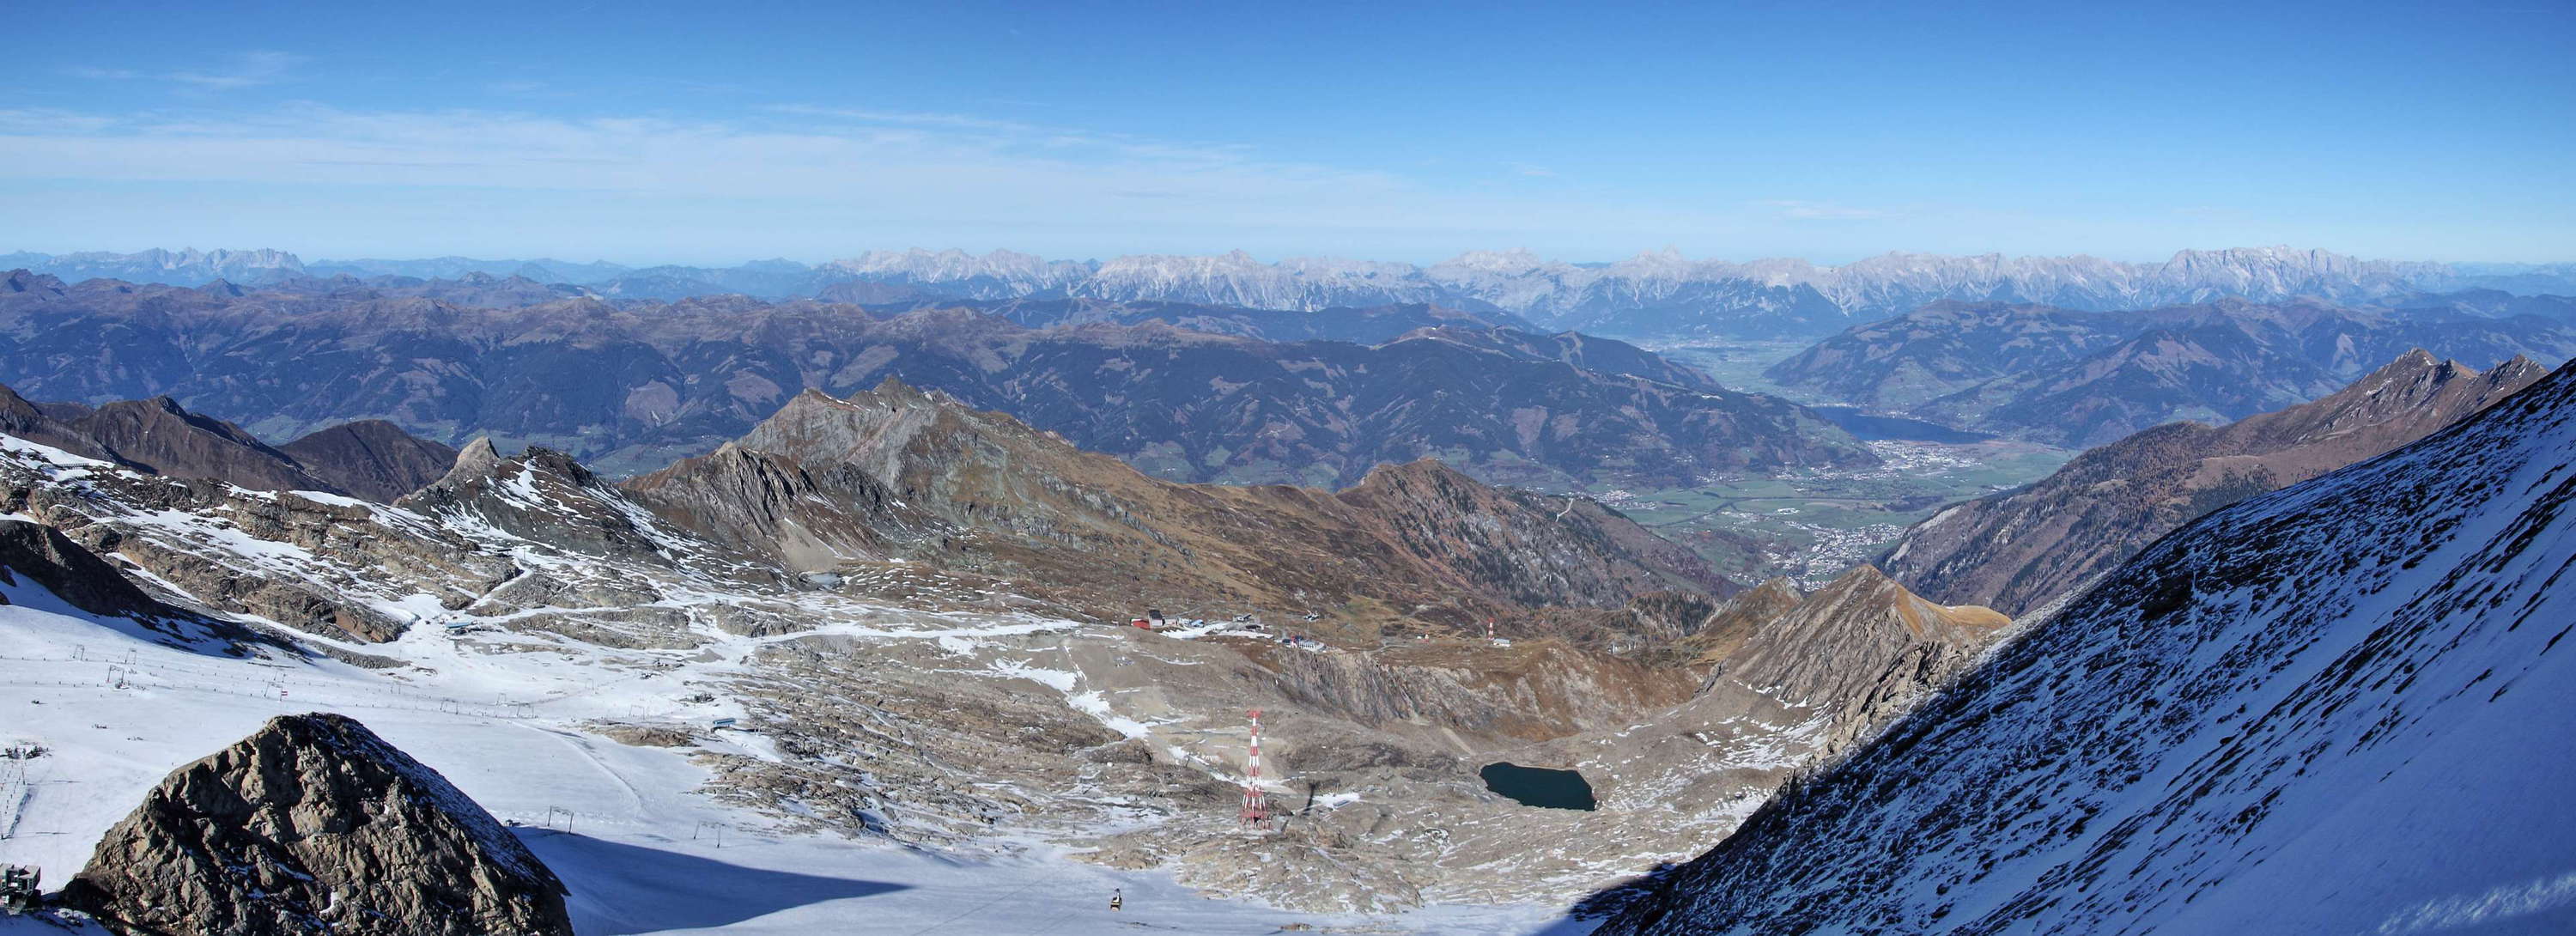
10 242 2571 273
8 2 2572 264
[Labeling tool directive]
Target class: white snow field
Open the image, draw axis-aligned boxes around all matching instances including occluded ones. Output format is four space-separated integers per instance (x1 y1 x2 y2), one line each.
0 585 1595 935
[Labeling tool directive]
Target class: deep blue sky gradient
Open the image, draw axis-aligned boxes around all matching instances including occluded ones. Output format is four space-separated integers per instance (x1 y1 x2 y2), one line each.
5 0 2570 264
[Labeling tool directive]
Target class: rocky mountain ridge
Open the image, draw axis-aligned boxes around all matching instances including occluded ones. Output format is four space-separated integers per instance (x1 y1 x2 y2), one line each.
0 383 456 502
620 378 1732 638
1880 349 2549 615
1768 295 2576 445
0 274 1870 484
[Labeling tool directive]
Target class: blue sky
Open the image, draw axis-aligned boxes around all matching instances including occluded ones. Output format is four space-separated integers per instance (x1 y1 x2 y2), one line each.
4 0 2571 264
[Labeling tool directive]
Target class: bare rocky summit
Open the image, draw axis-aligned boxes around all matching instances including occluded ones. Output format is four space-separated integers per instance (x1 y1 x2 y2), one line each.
59 713 573 936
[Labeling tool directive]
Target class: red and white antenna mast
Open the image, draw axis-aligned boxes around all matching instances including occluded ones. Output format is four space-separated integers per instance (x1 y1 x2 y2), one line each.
1240 708 1270 829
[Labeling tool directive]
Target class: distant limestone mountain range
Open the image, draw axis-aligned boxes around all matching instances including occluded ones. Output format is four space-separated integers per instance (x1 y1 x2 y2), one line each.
9 245 2571 339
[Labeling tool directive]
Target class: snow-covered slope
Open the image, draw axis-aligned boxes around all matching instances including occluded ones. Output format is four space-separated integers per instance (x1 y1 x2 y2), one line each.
1599 360 2576 935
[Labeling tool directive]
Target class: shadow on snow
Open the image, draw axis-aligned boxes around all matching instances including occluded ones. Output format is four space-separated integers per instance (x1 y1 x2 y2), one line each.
515 830 911 935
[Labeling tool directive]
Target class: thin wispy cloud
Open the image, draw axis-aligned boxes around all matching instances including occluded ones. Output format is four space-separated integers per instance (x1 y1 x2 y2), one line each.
0 101 1751 258
0 103 1412 214
1507 162 1557 178
761 102 1258 169
68 51 302 91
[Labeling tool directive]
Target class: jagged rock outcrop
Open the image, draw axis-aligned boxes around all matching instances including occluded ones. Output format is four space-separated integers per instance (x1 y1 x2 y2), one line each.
60 714 572 936
616 441 919 572
0 435 518 642
279 421 459 503
1334 458 1728 607
1716 565 2008 752
1880 349 2549 614
398 441 674 564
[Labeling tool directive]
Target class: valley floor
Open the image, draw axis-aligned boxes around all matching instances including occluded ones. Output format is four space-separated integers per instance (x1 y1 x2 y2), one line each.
1599 343 2074 584
0 595 1595 935
1552 439 2070 587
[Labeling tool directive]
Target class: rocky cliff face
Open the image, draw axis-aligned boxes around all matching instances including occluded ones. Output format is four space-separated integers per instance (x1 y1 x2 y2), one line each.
1881 349 2549 614
1714 566 2008 753
60 714 572 936
1333 459 1729 609
399 440 681 566
0 437 516 643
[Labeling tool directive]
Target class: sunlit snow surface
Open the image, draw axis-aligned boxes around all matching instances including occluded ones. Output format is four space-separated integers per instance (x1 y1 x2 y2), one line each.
0 586 1592 935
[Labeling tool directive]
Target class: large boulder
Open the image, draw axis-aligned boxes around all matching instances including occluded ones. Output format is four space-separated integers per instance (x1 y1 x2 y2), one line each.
59 714 572 936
